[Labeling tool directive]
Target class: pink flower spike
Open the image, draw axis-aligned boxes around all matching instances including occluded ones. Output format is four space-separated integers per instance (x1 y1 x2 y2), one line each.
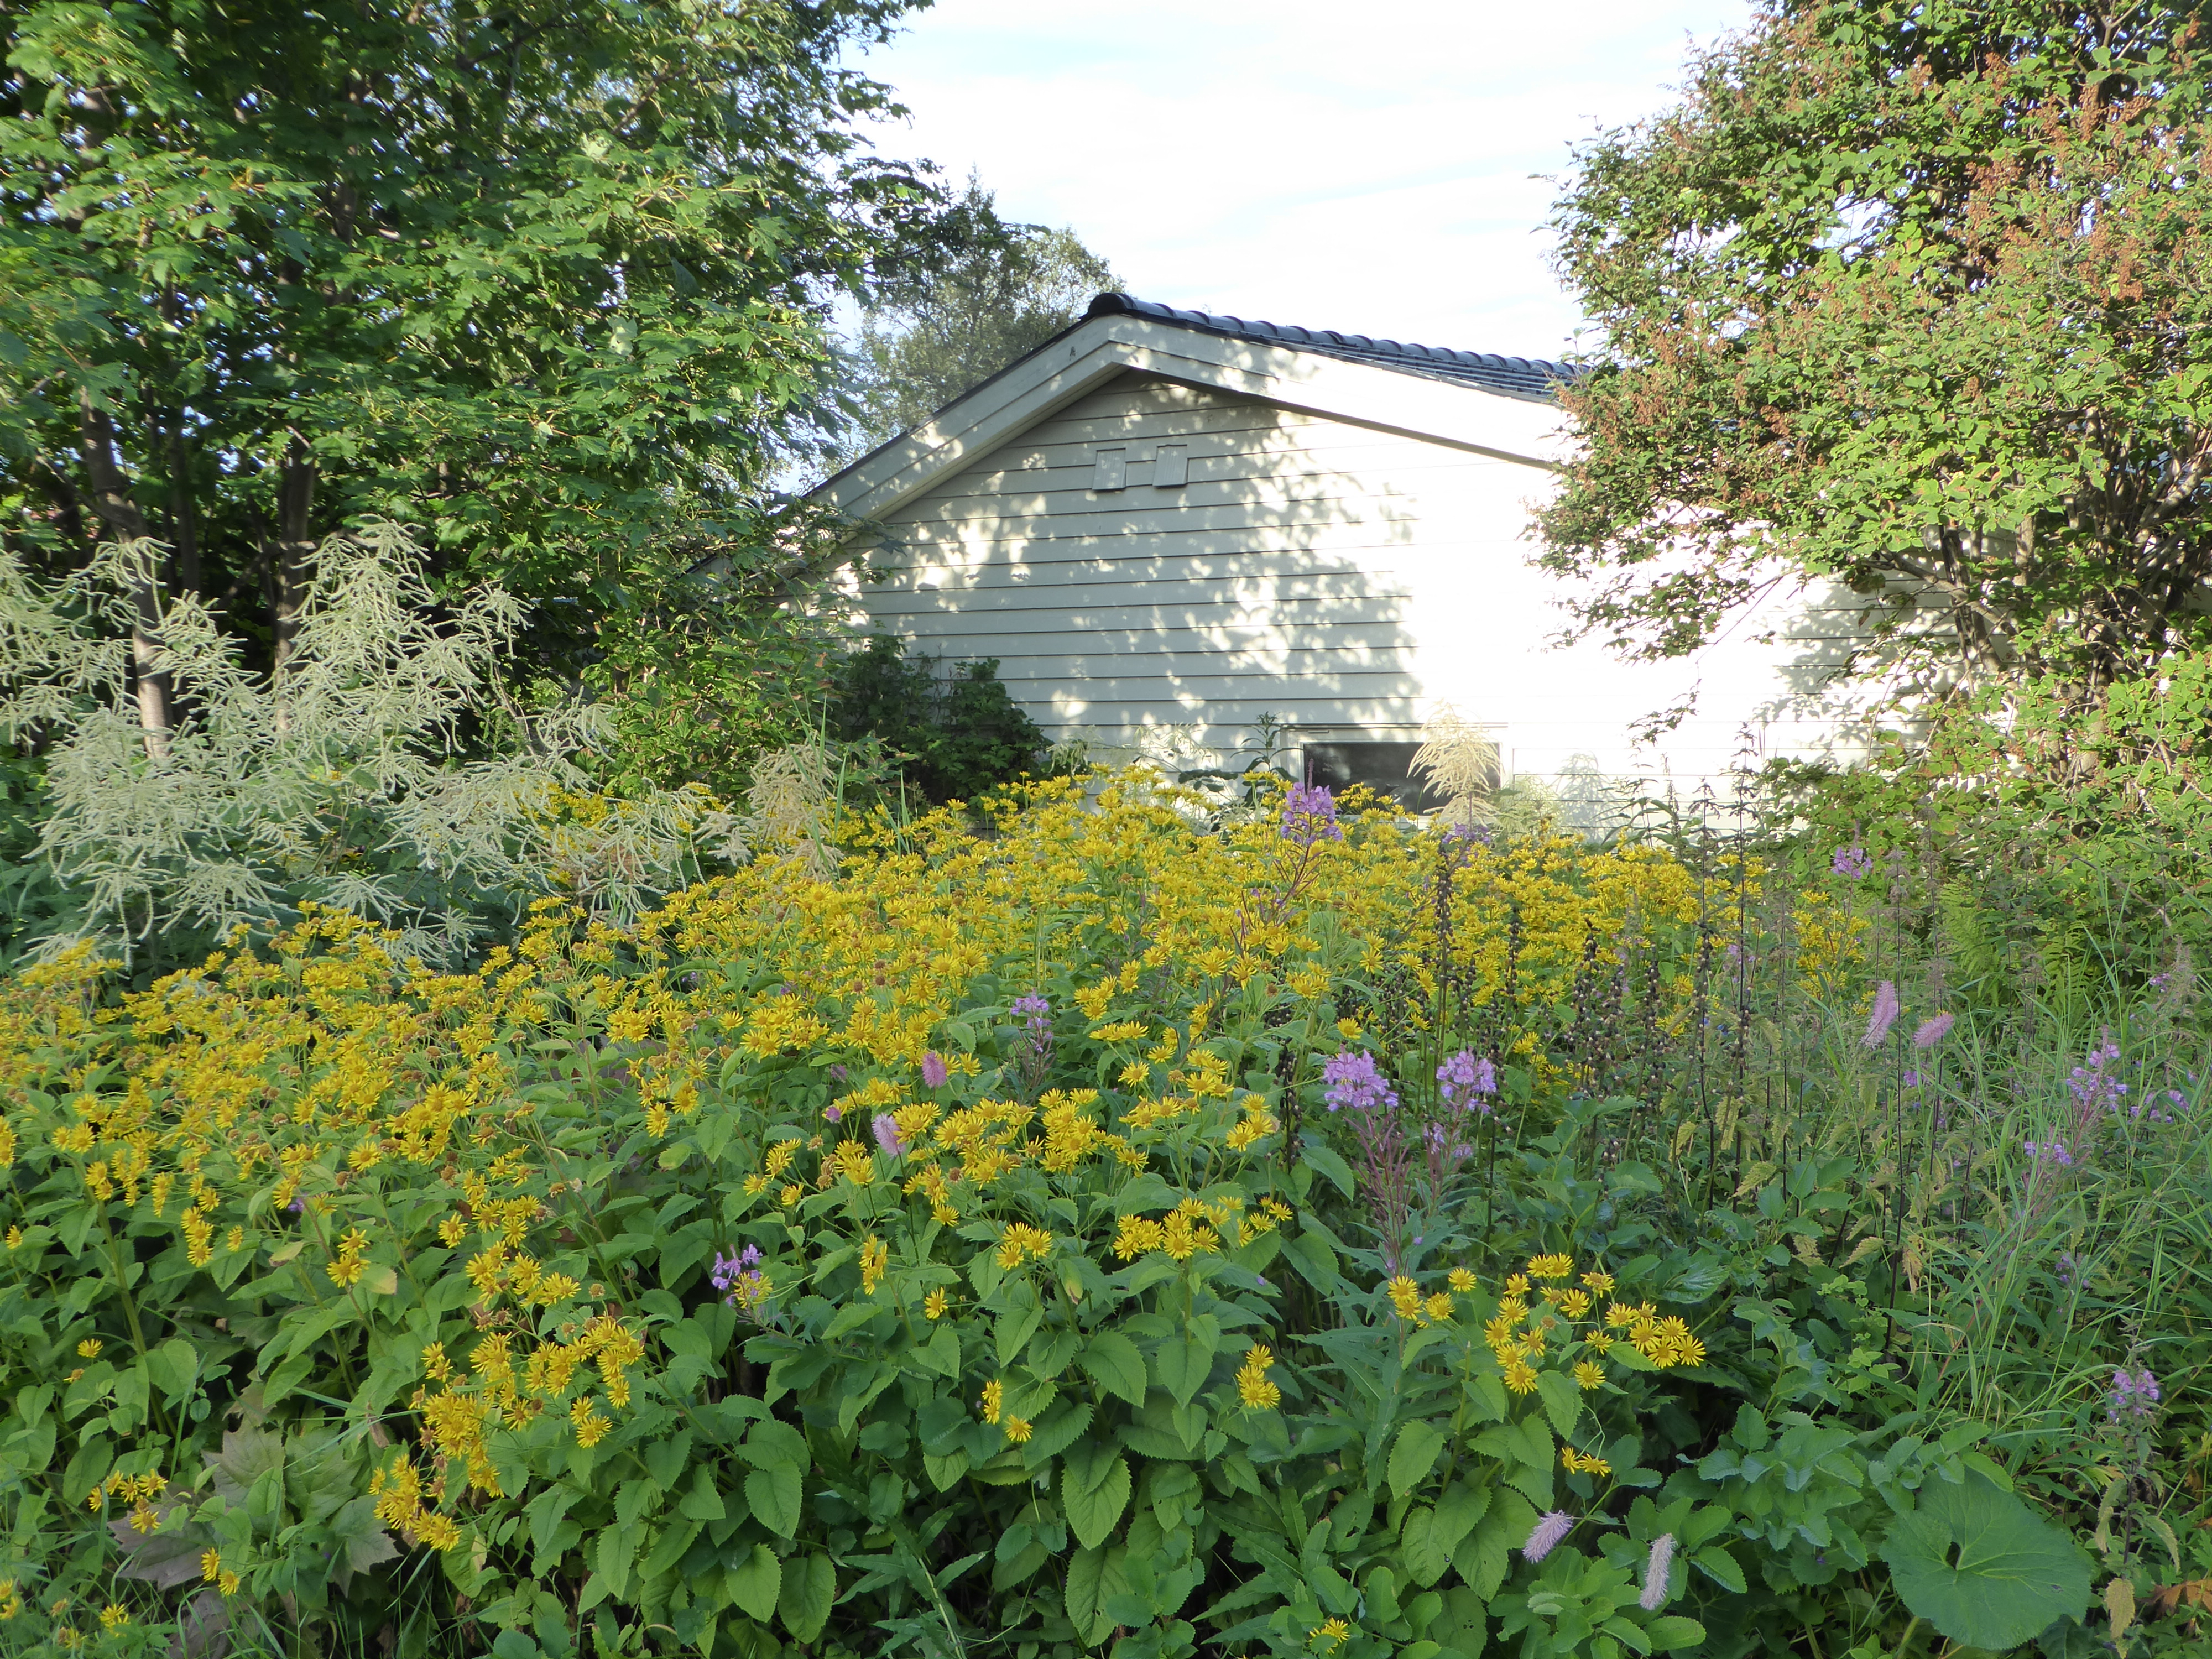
872 1113 902 1156
921 1051 950 1089
1862 981 1901 1048
1522 1511 1574 1563
1912 1012 1954 1050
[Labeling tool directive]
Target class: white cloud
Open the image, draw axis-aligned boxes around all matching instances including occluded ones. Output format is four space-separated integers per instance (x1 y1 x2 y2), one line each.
853 0 1752 356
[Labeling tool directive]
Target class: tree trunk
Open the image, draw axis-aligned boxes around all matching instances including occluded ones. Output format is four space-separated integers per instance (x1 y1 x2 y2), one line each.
271 437 319 732
77 390 172 755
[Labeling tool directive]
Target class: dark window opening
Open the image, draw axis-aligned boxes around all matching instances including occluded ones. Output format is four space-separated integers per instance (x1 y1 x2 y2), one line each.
1300 741 1452 812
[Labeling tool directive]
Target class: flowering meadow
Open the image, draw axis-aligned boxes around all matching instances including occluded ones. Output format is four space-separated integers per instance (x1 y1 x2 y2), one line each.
0 772 2205 1658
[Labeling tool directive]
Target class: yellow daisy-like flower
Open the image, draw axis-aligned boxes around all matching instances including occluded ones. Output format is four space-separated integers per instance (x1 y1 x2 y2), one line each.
218 1572 240 1596
779 1183 803 1207
200 1550 222 1584
76 1338 102 1360
570 1395 609 1448
1004 1415 1033 1444
1558 1288 1593 1319
980 1379 1004 1425
924 1288 949 1319
1527 1253 1575 1281
1502 1358 1539 1395
1573 1360 1605 1390
860 1236 889 1295
1581 1268 1615 1293
1423 1292 1454 1323
1605 1302 1639 1330
1505 1273 1530 1296
1236 1344 1281 1409
1386 1276 1423 1321
1311 1617 1352 1652
1584 1331 1614 1356
100 1605 129 1631
1447 1267 1477 1293
437 1217 467 1246
1561 1447 1611 1477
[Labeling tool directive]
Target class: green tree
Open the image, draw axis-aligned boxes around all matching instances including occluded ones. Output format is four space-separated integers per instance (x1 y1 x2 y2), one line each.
0 0 933 749
1542 2 2212 692
847 174 1119 446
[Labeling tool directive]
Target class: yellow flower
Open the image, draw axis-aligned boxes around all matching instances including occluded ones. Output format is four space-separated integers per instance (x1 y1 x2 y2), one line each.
100 1604 129 1632
1423 1292 1454 1323
995 1223 1052 1269
1447 1267 1477 1292
76 1338 102 1360
924 1288 949 1320
779 1184 802 1207
1581 1268 1615 1294
1004 1415 1034 1444
1502 1359 1538 1395
1310 1616 1352 1651
1573 1360 1605 1390
0 1577 18 1620
1558 1288 1592 1319
218 1572 240 1596
860 1237 889 1295
1113 1217 1166 1260
438 1216 467 1246
200 1551 222 1583
1561 1447 1611 1477
1527 1253 1574 1281
570 1395 609 1447
1386 1276 1423 1321
1335 1018 1361 1039
980 1379 1003 1425
1236 1344 1281 1409
1505 1273 1530 1296
3 1226 20 1250
1605 1302 1638 1330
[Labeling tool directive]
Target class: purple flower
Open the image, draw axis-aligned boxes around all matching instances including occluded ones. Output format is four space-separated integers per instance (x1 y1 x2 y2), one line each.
920 1051 950 1089
1639 1533 1677 1611
823 1104 842 1124
2022 1138 2074 1168
2110 1367 2161 1423
1862 981 1901 1048
873 1113 904 1156
1912 1013 1954 1050
1322 1050 1397 1113
1011 992 1051 1021
1832 844 1872 878
1522 1511 1574 1563
1281 782 1344 846
711 1245 769 1312
1437 1050 1496 1115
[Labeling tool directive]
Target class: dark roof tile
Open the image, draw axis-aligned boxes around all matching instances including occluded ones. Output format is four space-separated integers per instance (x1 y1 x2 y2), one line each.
1086 293 1581 403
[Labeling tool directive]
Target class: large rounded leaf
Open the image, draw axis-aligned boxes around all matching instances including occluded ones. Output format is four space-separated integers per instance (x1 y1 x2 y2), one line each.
1881 1477 2090 1650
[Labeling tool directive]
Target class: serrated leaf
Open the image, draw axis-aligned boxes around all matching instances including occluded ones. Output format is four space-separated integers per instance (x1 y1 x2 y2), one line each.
727 1543 781 1622
1391 1421 1447 1500
1643 1615 1705 1651
1063 1453 1131 1549
1065 1545 1130 1647
1535 1370 1582 1440
1692 1544 1746 1593
1401 1505 1448 1587
778 1553 835 1643
1079 1332 1148 1408
744 1463 802 1537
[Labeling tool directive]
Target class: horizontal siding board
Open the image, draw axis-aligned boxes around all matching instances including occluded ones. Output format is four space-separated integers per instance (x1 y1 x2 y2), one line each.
888 635 1417 669
980 669 1421 699
930 439 1530 501
868 570 1403 608
870 594 1411 630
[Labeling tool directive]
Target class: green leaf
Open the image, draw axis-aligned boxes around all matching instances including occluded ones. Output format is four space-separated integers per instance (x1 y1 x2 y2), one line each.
1880 1476 2092 1651
1063 1452 1131 1549
744 1463 803 1537
1300 1141 1357 1197
1079 1333 1148 1408
1025 1401 1094 1469
1535 1371 1582 1440
147 1339 199 1404
1065 1544 1130 1647
1432 1479 1491 1559
1391 1421 1447 1501
727 1543 781 1623
777 1553 836 1643
1401 1506 1448 1588
1692 1544 1745 1593
1643 1616 1705 1651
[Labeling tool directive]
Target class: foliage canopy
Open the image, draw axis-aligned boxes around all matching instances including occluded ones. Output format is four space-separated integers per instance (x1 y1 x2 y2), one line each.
1543 1 2212 692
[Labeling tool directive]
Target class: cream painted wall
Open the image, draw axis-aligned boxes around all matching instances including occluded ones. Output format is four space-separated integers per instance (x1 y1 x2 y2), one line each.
861 369 1876 795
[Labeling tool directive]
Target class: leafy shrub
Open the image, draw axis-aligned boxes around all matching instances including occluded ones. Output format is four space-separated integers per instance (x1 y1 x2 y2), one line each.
831 634 1044 804
0 774 2198 1658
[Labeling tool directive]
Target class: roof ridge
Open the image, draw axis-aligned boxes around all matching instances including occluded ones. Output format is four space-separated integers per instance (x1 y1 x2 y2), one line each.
1084 293 1581 403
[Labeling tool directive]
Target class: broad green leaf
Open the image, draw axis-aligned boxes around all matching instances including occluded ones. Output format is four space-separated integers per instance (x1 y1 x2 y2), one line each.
1391 1421 1447 1501
744 1463 802 1537
1063 1452 1131 1549
778 1553 836 1642
727 1543 781 1623
919 1326 962 1378
1432 1479 1491 1559
1401 1505 1449 1587
1079 1332 1148 1407
1535 1371 1583 1441
1881 1477 2092 1650
1065 1544 1130 1647
1644 1616 1705 1651
1692 1544 1745 1593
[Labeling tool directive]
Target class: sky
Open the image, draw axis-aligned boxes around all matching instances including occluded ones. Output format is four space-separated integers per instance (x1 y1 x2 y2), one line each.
851 0 1755 362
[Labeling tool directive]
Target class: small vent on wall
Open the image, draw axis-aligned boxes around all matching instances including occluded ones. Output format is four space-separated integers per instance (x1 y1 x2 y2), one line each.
1152 444 1188 487
1092 447 1127 491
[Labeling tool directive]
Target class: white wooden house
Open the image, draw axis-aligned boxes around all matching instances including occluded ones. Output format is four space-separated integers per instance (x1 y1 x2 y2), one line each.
814 294 1876 805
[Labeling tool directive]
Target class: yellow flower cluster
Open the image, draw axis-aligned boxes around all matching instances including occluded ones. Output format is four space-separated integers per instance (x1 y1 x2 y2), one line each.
1235 1344 1281 1409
